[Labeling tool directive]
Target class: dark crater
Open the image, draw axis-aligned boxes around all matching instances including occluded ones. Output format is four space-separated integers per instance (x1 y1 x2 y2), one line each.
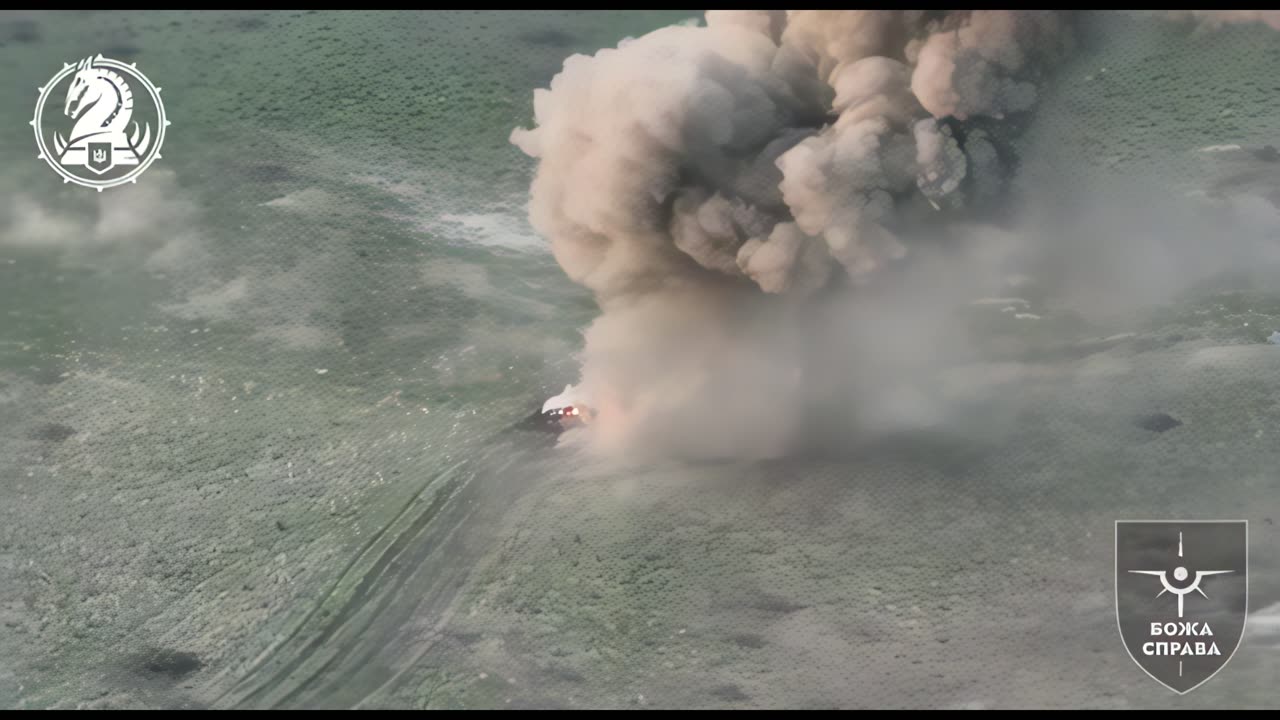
131 648 204 680
29 423 77 443
1135 413 1182 433
711 684 752 702
519 28 576 48
235 17 268 31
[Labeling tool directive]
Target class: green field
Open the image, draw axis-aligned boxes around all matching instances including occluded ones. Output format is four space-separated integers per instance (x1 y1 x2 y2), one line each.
1 10 1278 709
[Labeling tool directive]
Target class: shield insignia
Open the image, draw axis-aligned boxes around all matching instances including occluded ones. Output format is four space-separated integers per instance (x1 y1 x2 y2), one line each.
1115 520 1248 694
86 141 113 174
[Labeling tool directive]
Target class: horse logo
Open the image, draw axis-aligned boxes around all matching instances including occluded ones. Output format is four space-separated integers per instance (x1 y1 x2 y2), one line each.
31 54 169 190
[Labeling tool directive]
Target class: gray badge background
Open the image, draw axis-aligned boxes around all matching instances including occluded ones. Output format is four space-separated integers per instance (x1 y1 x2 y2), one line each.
1116 521 1248 694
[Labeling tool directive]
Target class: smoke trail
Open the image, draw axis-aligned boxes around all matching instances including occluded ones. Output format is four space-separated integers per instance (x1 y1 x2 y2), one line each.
509 10 1275 459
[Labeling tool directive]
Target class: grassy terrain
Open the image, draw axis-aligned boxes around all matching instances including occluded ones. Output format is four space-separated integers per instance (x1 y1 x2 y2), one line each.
1 9 1278 710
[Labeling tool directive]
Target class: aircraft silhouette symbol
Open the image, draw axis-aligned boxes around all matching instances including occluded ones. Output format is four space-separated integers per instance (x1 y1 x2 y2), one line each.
1128 532 1233 618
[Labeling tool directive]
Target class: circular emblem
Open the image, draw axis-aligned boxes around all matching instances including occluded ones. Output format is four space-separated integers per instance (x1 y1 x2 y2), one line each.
31 54 170 191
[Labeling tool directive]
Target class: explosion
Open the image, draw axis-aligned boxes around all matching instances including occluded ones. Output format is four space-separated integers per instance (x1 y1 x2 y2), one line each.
510 10 1274 459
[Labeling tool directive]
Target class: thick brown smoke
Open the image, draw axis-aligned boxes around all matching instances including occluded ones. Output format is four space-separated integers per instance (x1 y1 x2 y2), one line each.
513 11 1070 300
511 10 1079 459
508 10 1081 458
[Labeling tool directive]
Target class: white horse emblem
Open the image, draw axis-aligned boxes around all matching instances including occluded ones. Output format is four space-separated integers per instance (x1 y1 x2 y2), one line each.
32 54 169 190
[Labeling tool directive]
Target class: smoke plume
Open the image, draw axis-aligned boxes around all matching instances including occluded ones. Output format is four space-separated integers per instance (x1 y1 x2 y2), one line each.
510 10 1276 460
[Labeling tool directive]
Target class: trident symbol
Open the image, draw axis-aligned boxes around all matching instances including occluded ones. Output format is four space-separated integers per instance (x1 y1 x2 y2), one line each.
92 148 107 163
